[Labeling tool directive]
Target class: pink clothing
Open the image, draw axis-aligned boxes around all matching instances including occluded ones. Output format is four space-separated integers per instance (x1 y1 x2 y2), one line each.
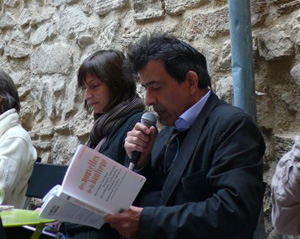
271 135 300 235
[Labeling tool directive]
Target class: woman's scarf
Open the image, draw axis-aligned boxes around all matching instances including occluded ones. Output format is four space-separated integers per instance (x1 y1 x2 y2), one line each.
87 97 145 149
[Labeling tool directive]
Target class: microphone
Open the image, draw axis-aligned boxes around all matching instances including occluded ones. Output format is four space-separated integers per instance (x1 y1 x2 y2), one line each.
128 112 157 170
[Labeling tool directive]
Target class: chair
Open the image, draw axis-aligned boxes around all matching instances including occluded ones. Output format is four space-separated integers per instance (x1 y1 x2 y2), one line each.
22 162 68 238
24 162 68 209
0 217 7 239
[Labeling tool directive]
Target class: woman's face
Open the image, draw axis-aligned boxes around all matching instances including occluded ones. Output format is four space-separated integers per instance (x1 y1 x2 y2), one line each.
82 74 110 113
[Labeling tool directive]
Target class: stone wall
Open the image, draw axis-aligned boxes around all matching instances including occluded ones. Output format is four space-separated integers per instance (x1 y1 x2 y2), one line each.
0 0 300 238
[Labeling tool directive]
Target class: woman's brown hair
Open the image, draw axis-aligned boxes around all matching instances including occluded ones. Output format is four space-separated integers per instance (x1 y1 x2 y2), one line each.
0 68 20 114
77 50 136 118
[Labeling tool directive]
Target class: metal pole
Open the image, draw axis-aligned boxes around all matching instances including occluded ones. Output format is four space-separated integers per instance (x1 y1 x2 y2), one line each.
228 0 257 122
228 1 264 239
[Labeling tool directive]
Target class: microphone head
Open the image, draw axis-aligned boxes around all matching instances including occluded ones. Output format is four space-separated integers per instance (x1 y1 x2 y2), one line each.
141 112 157 128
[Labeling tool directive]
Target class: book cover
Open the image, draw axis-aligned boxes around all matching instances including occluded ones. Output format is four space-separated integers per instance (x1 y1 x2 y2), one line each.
39 145 146 229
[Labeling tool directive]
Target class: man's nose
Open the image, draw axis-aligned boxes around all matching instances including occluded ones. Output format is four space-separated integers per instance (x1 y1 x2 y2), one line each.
145 91 156 106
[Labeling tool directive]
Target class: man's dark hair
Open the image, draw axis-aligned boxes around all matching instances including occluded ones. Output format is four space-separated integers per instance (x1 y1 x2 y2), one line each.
78 49 137 115
126 33 211 89
0 68 20 114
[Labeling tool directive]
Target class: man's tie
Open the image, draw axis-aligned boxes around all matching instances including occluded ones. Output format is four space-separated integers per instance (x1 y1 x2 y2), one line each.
164 130 180 173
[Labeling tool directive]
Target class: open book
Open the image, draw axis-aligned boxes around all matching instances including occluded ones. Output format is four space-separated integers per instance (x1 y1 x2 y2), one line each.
39 144 146 229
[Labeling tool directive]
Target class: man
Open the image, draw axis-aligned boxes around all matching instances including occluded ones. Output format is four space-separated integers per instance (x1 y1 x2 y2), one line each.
104 33 266 239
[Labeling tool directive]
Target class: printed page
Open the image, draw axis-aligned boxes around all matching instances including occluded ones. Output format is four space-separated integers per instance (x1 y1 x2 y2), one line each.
39 195 104 229
61 145 146 214
58 191 108 217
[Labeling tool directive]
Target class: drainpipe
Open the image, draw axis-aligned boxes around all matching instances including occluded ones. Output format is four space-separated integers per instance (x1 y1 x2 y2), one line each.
228 1 264 239
228 0 257 122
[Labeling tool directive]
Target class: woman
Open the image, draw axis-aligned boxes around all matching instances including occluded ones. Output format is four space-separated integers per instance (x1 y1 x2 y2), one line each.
64 50 145 239
0 68 37 208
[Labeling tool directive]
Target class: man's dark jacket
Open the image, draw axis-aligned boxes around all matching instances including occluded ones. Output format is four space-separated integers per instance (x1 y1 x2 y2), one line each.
138 92 266 239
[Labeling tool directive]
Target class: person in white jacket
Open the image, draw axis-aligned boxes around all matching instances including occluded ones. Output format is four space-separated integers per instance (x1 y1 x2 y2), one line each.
0 68 37 208
271 135 300 235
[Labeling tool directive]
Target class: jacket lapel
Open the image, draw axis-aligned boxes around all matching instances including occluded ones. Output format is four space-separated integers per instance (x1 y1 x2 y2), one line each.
161 92 220 205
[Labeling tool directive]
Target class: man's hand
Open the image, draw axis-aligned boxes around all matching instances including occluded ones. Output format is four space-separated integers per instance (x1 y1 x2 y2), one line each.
104 206 143 238
125 123 157 169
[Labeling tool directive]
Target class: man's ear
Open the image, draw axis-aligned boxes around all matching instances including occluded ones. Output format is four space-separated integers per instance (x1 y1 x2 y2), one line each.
186 71 198 94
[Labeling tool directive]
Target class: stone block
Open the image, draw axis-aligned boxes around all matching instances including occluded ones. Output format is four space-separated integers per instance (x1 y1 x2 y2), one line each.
0 42 5 55
98 20 121 49
51 135 80 164
256 91 275 130
206 7 229 37
132 0 164 22
31 23 56 45
218 39 231 71
19 9 32 26
66 0 80 4
30 75 67 119
120 28 143 48
58 7 89 38
274 134 295 161
4 0 19 8
184 7 229 39
81 0 95 15
95 0 128 16
10 70 27 86
31 43 72 74
32 141 53 150
30 8 55 26
54 123 70 134
164 0 205 15
291 25 300 45
250 0 268 26
39 127 56 137
0 12 16 29
290 63 300 88
5 43 31 58
63 76 78 118
76 34 94 50
276 0 300 15
45 0 65 7
257 25 294 61
69 110 93 138
281 91 298 113
215 76 233 105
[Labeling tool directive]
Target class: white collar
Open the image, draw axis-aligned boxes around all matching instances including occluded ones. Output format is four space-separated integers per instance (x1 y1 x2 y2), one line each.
0 109 19 137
